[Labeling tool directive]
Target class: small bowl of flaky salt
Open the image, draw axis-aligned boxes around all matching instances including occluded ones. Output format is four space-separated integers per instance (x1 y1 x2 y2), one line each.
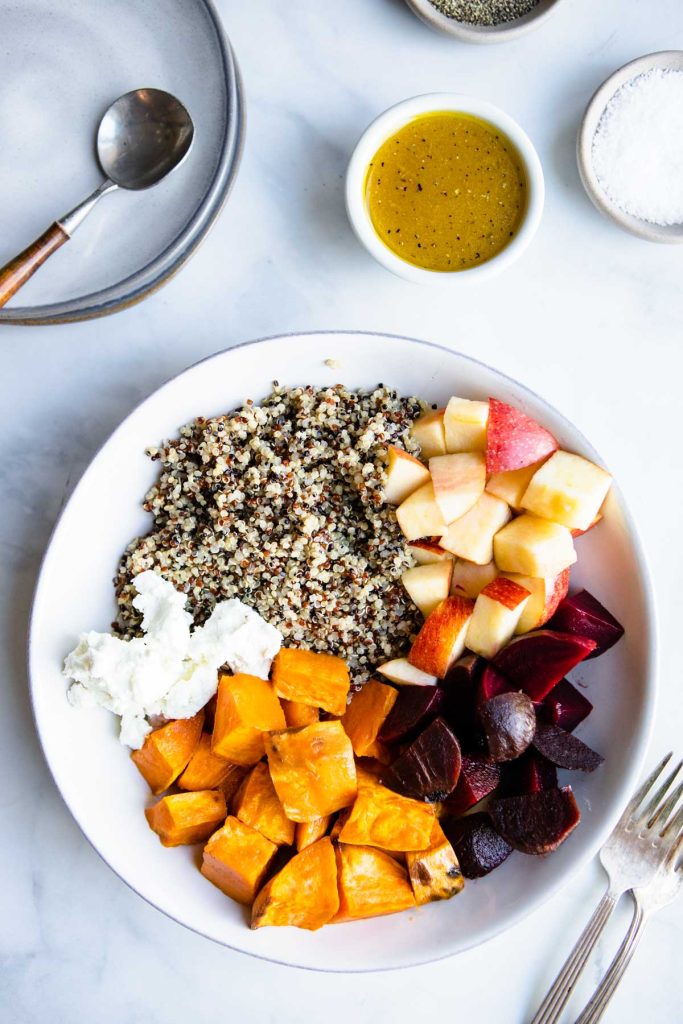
578 51 683 243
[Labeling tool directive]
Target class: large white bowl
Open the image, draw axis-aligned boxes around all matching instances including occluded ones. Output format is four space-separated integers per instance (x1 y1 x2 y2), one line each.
29 331 656 972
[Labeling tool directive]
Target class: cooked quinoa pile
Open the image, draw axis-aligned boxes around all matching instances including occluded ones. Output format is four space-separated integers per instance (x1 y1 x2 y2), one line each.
114 384 429 680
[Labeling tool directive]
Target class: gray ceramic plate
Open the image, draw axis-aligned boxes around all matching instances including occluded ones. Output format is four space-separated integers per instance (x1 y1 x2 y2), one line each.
0 0 243 325
577 51 683 244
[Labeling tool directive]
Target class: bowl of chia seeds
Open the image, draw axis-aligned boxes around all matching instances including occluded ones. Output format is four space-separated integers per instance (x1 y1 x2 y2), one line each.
403 0 566 43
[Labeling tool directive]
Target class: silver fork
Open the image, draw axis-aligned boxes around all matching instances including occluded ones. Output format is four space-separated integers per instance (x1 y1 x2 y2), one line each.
529 752 682 1024
575 802 683 1023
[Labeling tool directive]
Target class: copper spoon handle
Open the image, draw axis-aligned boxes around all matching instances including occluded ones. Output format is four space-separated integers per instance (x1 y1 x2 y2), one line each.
0 223 69 308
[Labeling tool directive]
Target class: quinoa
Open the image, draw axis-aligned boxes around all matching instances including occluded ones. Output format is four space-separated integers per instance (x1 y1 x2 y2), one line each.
114 384 429 681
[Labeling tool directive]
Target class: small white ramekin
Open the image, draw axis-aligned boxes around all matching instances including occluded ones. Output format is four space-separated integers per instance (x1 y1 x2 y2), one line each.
345 93 544 285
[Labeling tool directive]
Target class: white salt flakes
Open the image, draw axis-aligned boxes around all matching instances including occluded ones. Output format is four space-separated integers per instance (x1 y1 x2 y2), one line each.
592 68 683 226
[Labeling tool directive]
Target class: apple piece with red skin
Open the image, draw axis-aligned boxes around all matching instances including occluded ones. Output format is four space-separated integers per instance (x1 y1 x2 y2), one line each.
408 596 474 679
429 452 486 524
490 786 581 855
486 397 559 475
376 658 438 687
408 538 453 566
466 577 531 659
492 629 596 701
401 560 453 617
502 570 570 635
450 558 497 599
533 722 604 772
410 408 447 459
383 445 431 505
543 678 593 732
479 691 536 762
571 514 603 538
442 756 501 816
382 717 462 802
396 482 447 541
441 812 512 878
378 685 447 745
548 589 624 659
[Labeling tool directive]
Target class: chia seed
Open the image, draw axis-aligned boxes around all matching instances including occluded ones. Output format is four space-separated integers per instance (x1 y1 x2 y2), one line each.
429 0 540 26
114 384 428 681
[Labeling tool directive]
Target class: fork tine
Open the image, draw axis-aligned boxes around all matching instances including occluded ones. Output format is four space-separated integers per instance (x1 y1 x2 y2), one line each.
649 779 683 831
635 760 682 826
619 751 673 824
661 801 683 841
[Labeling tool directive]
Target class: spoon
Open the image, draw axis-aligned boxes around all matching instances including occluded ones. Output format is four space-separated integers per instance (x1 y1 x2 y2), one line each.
0 88 194 308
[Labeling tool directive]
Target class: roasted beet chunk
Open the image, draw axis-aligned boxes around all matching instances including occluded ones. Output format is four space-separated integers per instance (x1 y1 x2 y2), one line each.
549 590 624 659
480 691 536 762
441 654 484 742
493 630 597 700
443 756 501 816
502 749 558 797
441 812 513 878
532 722 604 772
543 678 593 732
378 685 446 745
490 786 581 855
476 663 514 705
382 717 461 802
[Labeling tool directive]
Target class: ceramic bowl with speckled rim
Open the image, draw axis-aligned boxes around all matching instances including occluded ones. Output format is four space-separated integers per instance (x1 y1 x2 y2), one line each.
403 0 567 44
29 331 656 971
577 51 683 244
0 0 243 326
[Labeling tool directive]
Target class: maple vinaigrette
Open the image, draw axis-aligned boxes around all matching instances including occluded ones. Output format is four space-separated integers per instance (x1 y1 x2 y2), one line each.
365 112 527 272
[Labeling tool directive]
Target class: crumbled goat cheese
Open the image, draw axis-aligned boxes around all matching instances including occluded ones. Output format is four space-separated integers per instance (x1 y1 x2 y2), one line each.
64 570 282 748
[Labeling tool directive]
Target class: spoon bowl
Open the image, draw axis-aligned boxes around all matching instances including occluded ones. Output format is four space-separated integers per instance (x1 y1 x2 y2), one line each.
97 88 194 190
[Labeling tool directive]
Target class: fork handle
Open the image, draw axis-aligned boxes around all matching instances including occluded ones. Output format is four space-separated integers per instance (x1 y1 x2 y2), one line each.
529 890 619 1024
574 901 647 1024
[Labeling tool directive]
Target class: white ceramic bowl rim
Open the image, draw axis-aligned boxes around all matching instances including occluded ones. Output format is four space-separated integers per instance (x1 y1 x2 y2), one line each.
403 0 566 44
345 94 545 285
29 331 657 972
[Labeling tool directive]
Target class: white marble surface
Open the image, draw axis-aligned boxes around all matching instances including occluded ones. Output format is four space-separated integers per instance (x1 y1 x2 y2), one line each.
1 0 682 1020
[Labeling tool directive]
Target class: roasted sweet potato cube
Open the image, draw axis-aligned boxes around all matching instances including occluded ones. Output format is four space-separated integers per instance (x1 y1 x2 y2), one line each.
216 764 250 805
329 808 351 840
176 733 238 791
405 820 465 905
272 648 350 716
341 679 398 757
201 815 278 905
334 844 416 922
265 721 357 822
281 699 320 728
131 711 204 795
338 768 435 851
212 673 286 765
295 816 331 851
145 790 226 847
233 762 295 846
251 837 339 929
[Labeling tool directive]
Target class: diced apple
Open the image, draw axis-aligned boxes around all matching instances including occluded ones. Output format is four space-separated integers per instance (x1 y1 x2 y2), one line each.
450 559 498 598
383 445 430 505
376 658 438 687
408 539 454 565
493 514 577 578
408 596 475 678
410 409 447 459
486 398 559 474
571 514 602 538
521 451 613 532
465 578 531 659
444 397 489 453
486 461 545 509
429 452 486 524
396 482 447 541
441 492 511 565
502 569 570 634
401 561 453 618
